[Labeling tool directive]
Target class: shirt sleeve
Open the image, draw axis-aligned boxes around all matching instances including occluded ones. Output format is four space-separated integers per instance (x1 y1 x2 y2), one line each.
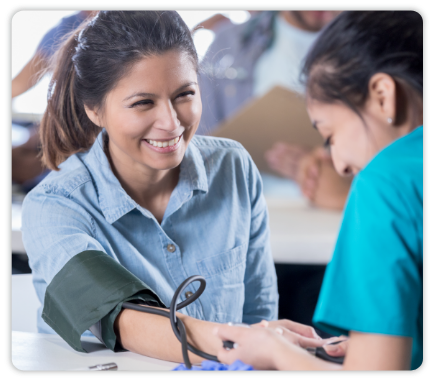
313 172 422 339
21 190 165 353
241 152 279 323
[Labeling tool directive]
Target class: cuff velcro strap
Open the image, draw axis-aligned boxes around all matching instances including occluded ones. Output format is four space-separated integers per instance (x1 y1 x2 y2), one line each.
42 250 164 352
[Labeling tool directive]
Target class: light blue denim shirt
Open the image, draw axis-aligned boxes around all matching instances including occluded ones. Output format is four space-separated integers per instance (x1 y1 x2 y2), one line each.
22 130 278 335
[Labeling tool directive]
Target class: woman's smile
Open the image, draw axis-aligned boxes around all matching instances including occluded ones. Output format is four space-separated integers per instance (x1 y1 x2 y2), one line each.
142 133 183 153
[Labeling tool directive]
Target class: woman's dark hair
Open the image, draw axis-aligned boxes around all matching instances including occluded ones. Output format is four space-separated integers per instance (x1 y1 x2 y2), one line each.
40 11 198 170
301 11 423 125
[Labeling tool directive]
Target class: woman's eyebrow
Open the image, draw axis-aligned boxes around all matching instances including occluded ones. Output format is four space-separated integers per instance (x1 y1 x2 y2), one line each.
123 92 156 101
123 82 198 102
175 82 197 92
312 121 318 130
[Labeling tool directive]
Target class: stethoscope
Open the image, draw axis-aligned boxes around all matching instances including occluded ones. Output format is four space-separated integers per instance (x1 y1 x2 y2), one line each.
122 275 345 369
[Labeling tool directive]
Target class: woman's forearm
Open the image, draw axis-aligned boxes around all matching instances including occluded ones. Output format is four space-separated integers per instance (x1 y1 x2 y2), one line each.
273 342 342 370
114 307 222 363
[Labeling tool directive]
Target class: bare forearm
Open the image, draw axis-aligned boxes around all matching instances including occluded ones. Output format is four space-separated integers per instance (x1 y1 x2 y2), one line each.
12 53 48 98
115 308 221 363
273 344 342 370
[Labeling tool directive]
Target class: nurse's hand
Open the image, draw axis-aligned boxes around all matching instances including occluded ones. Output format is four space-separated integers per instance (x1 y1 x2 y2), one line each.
253 319 322 342
252 319 348 357
214 324 290 369
214 324 340 370
322 336 349 357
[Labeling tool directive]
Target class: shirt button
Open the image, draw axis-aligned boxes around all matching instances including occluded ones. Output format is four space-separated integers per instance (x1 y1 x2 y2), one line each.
185 291 193 299
166 244 176 253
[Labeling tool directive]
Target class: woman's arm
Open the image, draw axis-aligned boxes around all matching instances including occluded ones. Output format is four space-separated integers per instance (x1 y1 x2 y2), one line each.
115 307 222 363
12 51 48 98
215 325 412 370
342 332 412 370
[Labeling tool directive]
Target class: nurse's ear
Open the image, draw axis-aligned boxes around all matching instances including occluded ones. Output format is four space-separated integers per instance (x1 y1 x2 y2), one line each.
365 73 397 125
84 105 103 128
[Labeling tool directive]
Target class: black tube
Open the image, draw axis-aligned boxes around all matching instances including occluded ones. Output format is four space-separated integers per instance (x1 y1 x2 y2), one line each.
122 275 218 369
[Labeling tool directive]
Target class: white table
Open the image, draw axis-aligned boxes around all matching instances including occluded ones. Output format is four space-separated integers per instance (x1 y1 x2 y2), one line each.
12 203 26 254
12 196 342 263
266 198 341 264
12 331 178 371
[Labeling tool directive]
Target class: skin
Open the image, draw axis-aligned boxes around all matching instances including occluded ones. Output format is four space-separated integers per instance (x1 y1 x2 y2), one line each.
214 73 422 370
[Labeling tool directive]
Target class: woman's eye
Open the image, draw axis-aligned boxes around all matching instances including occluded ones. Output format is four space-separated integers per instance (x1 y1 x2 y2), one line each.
131 99 153 107
176 91 195 99
323 136 332 148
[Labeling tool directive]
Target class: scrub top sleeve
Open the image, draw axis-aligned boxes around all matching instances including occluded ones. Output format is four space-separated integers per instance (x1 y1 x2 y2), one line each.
313 173 422 339
241 153 279 323
21 191 165 353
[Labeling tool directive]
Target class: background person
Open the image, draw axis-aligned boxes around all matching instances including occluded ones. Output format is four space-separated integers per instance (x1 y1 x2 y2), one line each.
12 11 96 188
198 10 351 211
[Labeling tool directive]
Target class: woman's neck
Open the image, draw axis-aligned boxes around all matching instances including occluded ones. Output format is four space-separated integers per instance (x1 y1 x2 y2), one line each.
104 136 179 221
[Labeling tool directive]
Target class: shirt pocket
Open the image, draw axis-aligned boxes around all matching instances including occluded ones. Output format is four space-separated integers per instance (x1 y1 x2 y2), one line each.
196 242 248 279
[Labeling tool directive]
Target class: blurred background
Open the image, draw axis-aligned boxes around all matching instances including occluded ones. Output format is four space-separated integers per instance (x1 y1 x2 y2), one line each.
12 11 251 115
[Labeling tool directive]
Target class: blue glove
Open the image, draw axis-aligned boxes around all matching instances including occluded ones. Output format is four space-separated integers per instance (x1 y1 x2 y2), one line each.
173 360 254 371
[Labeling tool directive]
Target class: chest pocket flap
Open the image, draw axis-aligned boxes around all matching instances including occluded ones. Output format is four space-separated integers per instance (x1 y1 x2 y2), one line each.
196 243 248 279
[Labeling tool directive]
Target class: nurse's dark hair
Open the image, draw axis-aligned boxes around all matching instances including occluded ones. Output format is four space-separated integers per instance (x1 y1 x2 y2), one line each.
301 11 423 125
40 11 198 170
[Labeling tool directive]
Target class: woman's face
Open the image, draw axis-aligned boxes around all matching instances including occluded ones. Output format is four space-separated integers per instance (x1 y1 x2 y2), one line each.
91 50 201 174
306 99 400 176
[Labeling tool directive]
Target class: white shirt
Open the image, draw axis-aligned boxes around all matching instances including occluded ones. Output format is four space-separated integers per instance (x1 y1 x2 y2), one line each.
253 15 319 96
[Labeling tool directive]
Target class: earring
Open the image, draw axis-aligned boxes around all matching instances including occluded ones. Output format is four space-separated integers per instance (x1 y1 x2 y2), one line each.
387 117 393 124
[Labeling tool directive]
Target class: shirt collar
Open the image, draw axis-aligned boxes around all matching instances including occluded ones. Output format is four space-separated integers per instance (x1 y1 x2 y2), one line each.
84 130 208 224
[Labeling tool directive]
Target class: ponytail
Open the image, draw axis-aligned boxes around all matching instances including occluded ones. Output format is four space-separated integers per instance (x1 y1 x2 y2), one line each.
39 21 100 170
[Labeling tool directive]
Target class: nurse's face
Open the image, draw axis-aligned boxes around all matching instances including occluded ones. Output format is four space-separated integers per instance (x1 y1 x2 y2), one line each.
87 50 201 173
306 99 400 177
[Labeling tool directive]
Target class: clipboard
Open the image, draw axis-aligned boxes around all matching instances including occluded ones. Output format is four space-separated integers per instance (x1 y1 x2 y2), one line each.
211 86 324 173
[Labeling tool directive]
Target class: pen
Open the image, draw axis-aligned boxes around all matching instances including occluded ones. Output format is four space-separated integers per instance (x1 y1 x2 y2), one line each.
72 362 118 371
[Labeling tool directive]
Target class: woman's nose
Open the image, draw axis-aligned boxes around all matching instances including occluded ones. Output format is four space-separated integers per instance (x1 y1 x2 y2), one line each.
331 152 352 177
153 101 180 132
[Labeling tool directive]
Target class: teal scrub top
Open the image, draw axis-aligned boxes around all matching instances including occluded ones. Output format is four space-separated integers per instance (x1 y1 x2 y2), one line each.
313 126 423 370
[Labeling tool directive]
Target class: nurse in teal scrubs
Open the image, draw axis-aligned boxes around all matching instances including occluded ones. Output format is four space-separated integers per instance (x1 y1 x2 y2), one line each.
214 11 423 370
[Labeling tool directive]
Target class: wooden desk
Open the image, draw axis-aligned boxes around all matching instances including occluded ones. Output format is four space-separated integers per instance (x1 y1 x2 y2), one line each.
12 331 178 371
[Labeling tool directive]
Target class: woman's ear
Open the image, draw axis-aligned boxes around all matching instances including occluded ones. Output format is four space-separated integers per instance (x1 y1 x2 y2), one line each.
367 73 396 124
84 105 102 128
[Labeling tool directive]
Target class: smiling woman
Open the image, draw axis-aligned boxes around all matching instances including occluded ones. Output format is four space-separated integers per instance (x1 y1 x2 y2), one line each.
21 11 279 364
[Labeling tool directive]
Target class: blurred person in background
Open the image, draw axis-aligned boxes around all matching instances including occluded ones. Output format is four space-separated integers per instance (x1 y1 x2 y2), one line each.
198 11 351 210
12 11 96 189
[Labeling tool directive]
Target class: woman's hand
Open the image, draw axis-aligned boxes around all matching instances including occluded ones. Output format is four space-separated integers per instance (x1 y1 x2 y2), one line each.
265 142 309 180
297 147 352 210
214 324 341 370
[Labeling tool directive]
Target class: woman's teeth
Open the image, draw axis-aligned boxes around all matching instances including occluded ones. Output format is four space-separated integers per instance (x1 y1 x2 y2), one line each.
147 136 180 147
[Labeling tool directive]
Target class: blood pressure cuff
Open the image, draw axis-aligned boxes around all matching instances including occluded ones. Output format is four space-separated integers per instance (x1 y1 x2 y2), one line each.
42 250 165 353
